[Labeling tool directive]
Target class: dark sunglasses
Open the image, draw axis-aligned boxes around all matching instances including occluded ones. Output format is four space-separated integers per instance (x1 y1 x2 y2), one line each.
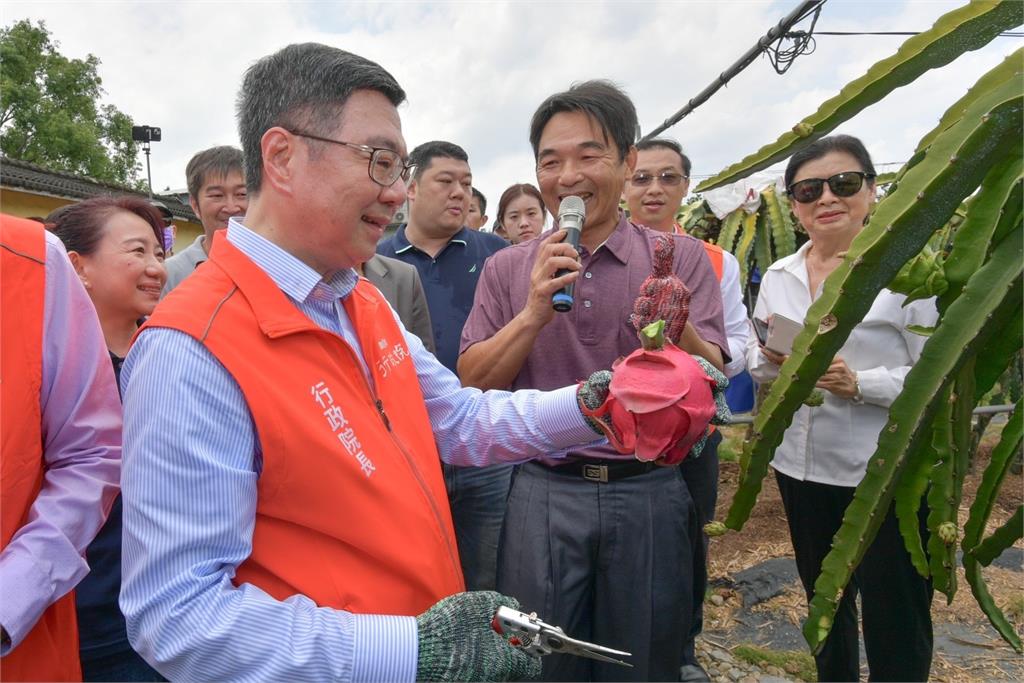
630 171 688 187
787 171 875 204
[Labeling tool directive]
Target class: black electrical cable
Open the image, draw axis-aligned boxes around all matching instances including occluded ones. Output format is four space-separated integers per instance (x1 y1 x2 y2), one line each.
813 30 1023 36
765 5 822 74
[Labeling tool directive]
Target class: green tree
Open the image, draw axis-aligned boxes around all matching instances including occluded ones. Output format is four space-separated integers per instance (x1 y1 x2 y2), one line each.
0 19 141 185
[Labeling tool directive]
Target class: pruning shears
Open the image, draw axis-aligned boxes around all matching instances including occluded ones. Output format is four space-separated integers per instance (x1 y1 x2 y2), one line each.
491 606 633 667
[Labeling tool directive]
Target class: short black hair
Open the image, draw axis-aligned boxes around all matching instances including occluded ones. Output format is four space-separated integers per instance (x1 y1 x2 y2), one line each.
409 140 469 180
529 80 637 162
185 146 244 199
237 43 406 193
471 187 487 214
636 138 691 177
784 134 877 189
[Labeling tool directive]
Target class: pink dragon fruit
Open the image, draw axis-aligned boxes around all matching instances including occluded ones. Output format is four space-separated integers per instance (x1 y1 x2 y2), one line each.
582 235 719 465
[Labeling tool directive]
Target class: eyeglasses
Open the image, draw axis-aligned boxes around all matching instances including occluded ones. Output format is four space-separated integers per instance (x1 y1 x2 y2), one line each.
630 171 688 187
286 128 415 187
787 171 875 204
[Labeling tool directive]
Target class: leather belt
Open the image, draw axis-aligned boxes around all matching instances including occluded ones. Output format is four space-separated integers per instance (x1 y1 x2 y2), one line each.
546 459 657 483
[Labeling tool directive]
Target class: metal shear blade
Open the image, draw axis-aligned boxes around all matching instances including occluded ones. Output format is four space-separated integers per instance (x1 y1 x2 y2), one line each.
492 606 633 668
539 630 633 666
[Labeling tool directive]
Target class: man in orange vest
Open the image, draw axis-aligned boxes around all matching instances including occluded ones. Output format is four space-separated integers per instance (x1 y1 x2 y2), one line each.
118 43 607 682
624 138 750 682
0 215 122 681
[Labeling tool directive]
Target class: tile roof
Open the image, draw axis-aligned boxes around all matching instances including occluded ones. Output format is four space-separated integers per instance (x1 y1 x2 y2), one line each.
0 156 199 222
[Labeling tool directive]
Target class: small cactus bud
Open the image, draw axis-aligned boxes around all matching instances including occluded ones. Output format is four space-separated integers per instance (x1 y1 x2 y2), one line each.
803 390 825 407
792 122 814 137
938 521 958 544
704 521 729 537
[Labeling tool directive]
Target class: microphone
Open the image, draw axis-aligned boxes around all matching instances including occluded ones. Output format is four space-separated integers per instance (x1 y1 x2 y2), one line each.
552 196 586 312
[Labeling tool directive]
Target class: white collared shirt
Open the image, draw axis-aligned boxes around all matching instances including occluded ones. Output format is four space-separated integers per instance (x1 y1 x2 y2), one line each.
746 241 938 486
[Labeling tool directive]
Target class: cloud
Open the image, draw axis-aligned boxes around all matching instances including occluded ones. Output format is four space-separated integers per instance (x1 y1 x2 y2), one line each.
3 0 1017 203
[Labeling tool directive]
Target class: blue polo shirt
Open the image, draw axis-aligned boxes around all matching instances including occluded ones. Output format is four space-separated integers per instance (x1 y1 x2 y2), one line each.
377 225 507 374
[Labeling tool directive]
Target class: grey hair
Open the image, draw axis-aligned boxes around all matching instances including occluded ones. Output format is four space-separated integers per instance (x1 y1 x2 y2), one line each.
236 43 406 193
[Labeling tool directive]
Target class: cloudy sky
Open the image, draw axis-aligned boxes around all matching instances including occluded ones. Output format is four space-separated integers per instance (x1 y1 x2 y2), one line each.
4 1 1020 216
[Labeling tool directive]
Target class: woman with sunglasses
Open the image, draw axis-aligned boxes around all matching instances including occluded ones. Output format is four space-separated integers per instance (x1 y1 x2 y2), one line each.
746 135 938 682
48 196 167 682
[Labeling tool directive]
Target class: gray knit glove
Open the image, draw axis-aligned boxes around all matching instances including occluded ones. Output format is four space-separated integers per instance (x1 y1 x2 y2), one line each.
416 591 541 682
577 369 614 437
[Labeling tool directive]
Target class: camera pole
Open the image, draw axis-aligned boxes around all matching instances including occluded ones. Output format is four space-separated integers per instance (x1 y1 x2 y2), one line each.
143 140 153 198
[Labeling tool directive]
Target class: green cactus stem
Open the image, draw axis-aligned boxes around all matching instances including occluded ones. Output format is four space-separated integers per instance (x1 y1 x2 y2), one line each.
725 65 1023 536
944 158 1023 300
963 400 1022 554
964 550 1022 652
974 305 1022 403
716 209 744 253
734 212 758 295
972 506 1023 567
762 184 797 261
696 1 1023 192
893 427 940 577
926 392 958 599
754 208 774 288
914 47 1022 155
802 236 1023 653
963 401 1022 652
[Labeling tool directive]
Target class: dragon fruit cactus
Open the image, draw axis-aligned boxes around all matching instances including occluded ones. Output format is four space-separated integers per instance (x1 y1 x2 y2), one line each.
581 235 728 465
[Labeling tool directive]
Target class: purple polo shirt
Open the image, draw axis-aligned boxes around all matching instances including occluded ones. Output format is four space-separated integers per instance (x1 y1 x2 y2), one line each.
460 213 727 462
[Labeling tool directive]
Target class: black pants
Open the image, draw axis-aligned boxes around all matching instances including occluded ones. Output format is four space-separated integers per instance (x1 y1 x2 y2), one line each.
678 429 721 664
498 462 703 681
775 470 934 682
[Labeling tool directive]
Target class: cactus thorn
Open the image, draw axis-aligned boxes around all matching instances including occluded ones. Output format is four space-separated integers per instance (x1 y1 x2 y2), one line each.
888 423 898 432
917 192 925 200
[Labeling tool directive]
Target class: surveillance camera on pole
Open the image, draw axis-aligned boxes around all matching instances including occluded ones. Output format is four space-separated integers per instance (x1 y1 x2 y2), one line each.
132 125 162 198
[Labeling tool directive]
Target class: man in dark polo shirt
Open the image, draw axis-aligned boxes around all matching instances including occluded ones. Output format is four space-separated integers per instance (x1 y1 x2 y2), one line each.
458 81 729 682
376 141 509 592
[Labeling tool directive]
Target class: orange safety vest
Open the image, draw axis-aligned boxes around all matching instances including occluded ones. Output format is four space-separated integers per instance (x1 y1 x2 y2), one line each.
0 215 82 682
141 234 465 615
674 223 724 281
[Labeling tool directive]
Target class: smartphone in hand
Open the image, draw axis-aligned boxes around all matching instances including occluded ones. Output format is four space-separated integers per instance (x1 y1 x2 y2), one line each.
753 318 769 346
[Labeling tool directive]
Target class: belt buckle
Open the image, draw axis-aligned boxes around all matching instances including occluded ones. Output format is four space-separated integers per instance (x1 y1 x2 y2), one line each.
582 463 609 483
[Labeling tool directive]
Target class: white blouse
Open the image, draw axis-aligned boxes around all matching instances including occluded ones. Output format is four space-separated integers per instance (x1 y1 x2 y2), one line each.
746 242 939 487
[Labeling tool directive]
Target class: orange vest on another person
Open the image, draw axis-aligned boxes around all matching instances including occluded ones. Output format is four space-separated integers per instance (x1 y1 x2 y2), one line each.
674 223 724 281
0 215 82 682
142 235 464 616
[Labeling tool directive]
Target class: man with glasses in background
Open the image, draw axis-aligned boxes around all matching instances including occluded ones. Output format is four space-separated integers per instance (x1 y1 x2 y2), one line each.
119 42 609 682
377 141 510 593
624 138 749 682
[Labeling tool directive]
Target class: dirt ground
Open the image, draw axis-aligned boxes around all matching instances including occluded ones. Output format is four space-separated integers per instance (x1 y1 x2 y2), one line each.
703 424 1024 682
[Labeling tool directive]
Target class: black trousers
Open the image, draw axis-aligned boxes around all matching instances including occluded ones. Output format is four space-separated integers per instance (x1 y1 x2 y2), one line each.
498 462 703 681
677 429 721 664
775 470 934 682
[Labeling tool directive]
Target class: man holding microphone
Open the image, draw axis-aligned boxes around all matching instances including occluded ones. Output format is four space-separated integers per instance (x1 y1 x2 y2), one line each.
459 80 728 681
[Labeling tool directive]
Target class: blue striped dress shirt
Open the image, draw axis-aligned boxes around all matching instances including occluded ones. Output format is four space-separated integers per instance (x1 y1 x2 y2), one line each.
119 219 597 682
